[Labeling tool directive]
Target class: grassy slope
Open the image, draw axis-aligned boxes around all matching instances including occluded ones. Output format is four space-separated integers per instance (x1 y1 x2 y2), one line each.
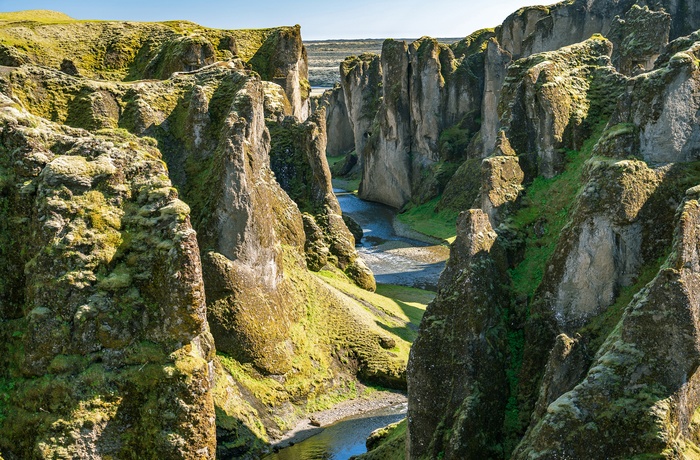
397 197 458 244
317 270 434 346
214 264 433 454
508 122 606 300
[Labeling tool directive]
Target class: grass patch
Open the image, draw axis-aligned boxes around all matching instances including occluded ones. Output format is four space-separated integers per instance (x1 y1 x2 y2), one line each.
327 154 346 168
332 177 361 194
356 418 407 460
317 271 433 344
508 121 607 299
397 197 458 243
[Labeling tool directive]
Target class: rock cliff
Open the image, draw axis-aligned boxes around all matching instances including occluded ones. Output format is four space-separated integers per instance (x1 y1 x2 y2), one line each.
329 0 700 212
0 96 216 459
315 84 355 158
400 2 700 460
407 209 509 459
268 109 375 290
0 13 310 119
0 12 413 460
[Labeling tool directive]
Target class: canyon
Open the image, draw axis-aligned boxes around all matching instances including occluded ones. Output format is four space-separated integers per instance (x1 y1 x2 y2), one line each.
1 0 700 459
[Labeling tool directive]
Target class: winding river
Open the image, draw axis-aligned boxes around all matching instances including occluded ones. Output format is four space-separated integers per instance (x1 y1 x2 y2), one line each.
264 191 448 459
336 190 448 291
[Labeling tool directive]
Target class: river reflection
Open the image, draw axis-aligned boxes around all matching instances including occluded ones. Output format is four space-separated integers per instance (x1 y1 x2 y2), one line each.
262 403 406 460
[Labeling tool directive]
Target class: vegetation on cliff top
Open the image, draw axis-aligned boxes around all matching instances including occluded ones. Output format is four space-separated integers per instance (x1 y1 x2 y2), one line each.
0 9 295 81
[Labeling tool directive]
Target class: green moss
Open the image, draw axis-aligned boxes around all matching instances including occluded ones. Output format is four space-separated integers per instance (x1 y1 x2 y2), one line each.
0 10 75 23
438 125 471 161
508 121 607 299
300 78 311 100
450 28 496 59
0 15 294 82
268 120 318 213
503 321 524 454
397 197 458 243
356 419 407 460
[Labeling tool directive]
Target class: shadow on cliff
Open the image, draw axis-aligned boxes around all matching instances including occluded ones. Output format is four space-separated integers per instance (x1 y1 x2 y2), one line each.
216 418 270 460
374 296 426 343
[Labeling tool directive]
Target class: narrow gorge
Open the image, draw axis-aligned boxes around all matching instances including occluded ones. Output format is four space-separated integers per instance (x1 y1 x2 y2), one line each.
1 0 700 459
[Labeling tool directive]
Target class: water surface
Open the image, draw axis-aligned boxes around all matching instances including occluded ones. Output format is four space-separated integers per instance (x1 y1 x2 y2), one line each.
336 190 447 290
263 403 406 460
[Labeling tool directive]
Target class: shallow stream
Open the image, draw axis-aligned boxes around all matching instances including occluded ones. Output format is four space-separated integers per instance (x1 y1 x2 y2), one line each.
336 190 447 291
262 402 407 460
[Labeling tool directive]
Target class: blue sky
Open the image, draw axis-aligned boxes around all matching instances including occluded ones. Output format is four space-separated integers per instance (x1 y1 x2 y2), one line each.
0 0 544 40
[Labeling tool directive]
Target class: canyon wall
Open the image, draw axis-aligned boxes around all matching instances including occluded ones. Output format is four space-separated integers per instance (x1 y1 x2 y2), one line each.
331 0 700 211
399 2 700 459
0 14 409 459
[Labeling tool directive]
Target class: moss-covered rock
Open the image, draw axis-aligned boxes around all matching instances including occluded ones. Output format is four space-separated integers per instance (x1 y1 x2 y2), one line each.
0 98 216 459
608 5 671 76
0 12 309 119
499 35 626 179
513 190 700 458
407 209 509 459
356 419 406 460
602 37 700 165
268 109 375 290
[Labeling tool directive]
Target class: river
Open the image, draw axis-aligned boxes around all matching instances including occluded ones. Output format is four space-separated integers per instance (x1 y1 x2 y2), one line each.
262 402 406 460
264 191 446 460
336 190 448 291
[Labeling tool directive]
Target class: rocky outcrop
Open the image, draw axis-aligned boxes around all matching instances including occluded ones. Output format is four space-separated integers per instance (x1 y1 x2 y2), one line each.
537 159 659 332
479 132 524 227
315 84 355 157
480 39 513 158
249 25 310 120
0 21 413 457
340 53 382 172
0 14 309 119
499 35 625 179
602 39 700 164
359 39 413 208
403 9 700 460
268 109 375 290
0 96 216 458
346 32 490 208
325 0 700 213
513 189 700 458
407 209 509 459
608 5 671 75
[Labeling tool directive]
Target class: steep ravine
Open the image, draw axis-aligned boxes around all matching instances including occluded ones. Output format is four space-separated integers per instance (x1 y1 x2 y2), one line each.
0 11 431 460
4 1 700 459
